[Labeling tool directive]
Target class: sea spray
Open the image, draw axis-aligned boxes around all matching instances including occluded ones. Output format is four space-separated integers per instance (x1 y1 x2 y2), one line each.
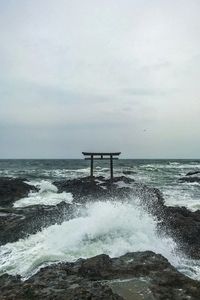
14 180 73 207
0 197 179 278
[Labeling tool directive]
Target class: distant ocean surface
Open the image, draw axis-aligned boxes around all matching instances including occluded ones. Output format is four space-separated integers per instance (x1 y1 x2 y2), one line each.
0 159 200 211
0 159 200 280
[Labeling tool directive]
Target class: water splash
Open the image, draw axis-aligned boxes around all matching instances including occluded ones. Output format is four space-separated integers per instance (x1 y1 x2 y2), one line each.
0 198 179 278
14 180 73 207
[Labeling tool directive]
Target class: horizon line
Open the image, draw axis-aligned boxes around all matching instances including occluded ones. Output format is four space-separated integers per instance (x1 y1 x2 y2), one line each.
0 158 200 160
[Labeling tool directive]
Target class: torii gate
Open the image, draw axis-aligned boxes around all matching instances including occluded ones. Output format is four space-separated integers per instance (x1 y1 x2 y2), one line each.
82 152 121 179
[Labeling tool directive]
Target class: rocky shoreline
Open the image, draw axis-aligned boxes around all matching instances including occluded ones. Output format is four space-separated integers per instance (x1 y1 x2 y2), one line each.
1 251 200 299
0 175 200 299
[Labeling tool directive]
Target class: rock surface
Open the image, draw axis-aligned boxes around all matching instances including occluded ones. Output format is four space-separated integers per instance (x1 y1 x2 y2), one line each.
0 177 37 207
0 177 77 245
1 251 200 300
54 176 200 259
186 170 200 176
1 176 200 298
0 176 133 245
179 176 200 183
0 202 74 245
53 175 135 202
179 170 200 183
1 176 200 259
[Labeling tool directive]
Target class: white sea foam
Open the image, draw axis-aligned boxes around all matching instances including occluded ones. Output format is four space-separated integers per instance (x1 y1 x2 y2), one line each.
14 180 73 208
1 160 200 281
169 162 181 166
0 199 180 278
115 181 132 188
163 187 200 212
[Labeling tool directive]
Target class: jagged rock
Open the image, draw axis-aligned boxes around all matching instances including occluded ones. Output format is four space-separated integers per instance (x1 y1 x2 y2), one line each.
158 206 200 258
53 176 134 203
186 171 200 176
122 170 136 175
54 176 104 200
179 176 200 183
1 252 200 300
0 202 74 245
0 177 37 207
2 176 200 298
1 176 200 260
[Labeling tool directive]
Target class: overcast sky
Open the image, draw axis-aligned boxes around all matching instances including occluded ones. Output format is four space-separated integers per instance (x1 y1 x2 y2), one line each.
0 0 200 158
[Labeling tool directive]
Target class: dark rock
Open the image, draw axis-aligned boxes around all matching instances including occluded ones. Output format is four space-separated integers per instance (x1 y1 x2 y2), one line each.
2 175 200 261
0 177 37 207
109 176 135 184
122 170 136 175
179 176 200 183
186 171 200 176
0 202 75 245
54 176 104 201
1 251 200 299
53 176 134 203
158 206 200 258
134 186 200 259
2 176 200 298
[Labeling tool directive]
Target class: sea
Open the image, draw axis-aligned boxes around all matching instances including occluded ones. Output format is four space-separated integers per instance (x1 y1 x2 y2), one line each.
0 159 200 280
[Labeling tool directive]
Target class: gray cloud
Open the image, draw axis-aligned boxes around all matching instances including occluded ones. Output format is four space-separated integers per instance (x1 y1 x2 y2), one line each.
0 0 200 158
121 88 174 96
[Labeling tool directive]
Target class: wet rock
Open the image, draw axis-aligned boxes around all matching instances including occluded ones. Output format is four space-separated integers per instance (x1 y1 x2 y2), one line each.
108 176 135 184
0 176 128 245
2 176 200 298
53 176 134 203
122 170 136 175
1 251 200 299
179 176 200 183
54 176 104 200
158 206 200 258
133 186 200 259
1 175 200 261
0 177 80 245
129 184 200 259
186 170 200 176
0 177 37 207
0 202 74 245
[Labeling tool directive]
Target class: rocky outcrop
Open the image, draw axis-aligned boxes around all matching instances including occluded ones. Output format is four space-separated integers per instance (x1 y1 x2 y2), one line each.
0 202 74 245
157 206 200 258
0 177 37 207
1 175 200 259
179 176 200 183
186 170 200 176
122 170 136 175
2 176 200 298
179 171 200 183
53 176 135 202
0 176 134 245
129 182 200 259
1 251 200 300
0 273 122 300
56 176 200 259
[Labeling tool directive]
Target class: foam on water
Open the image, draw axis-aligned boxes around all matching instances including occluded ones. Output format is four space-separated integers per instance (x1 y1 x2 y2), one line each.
163 184 200 212
0 198 181 278
1 160 200 281
14 180 73 207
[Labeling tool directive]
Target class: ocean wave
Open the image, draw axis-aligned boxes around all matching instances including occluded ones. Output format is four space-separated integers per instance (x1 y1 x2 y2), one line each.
163 188 200 212
14 180 73 208
0 199 178 278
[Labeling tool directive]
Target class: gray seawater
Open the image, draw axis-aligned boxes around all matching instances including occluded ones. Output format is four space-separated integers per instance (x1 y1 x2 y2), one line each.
0 159 200 280
0 159 200 210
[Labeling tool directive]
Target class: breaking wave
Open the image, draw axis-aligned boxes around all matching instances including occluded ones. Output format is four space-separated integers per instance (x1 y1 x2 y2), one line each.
0 198 180 278
14 180 73 208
